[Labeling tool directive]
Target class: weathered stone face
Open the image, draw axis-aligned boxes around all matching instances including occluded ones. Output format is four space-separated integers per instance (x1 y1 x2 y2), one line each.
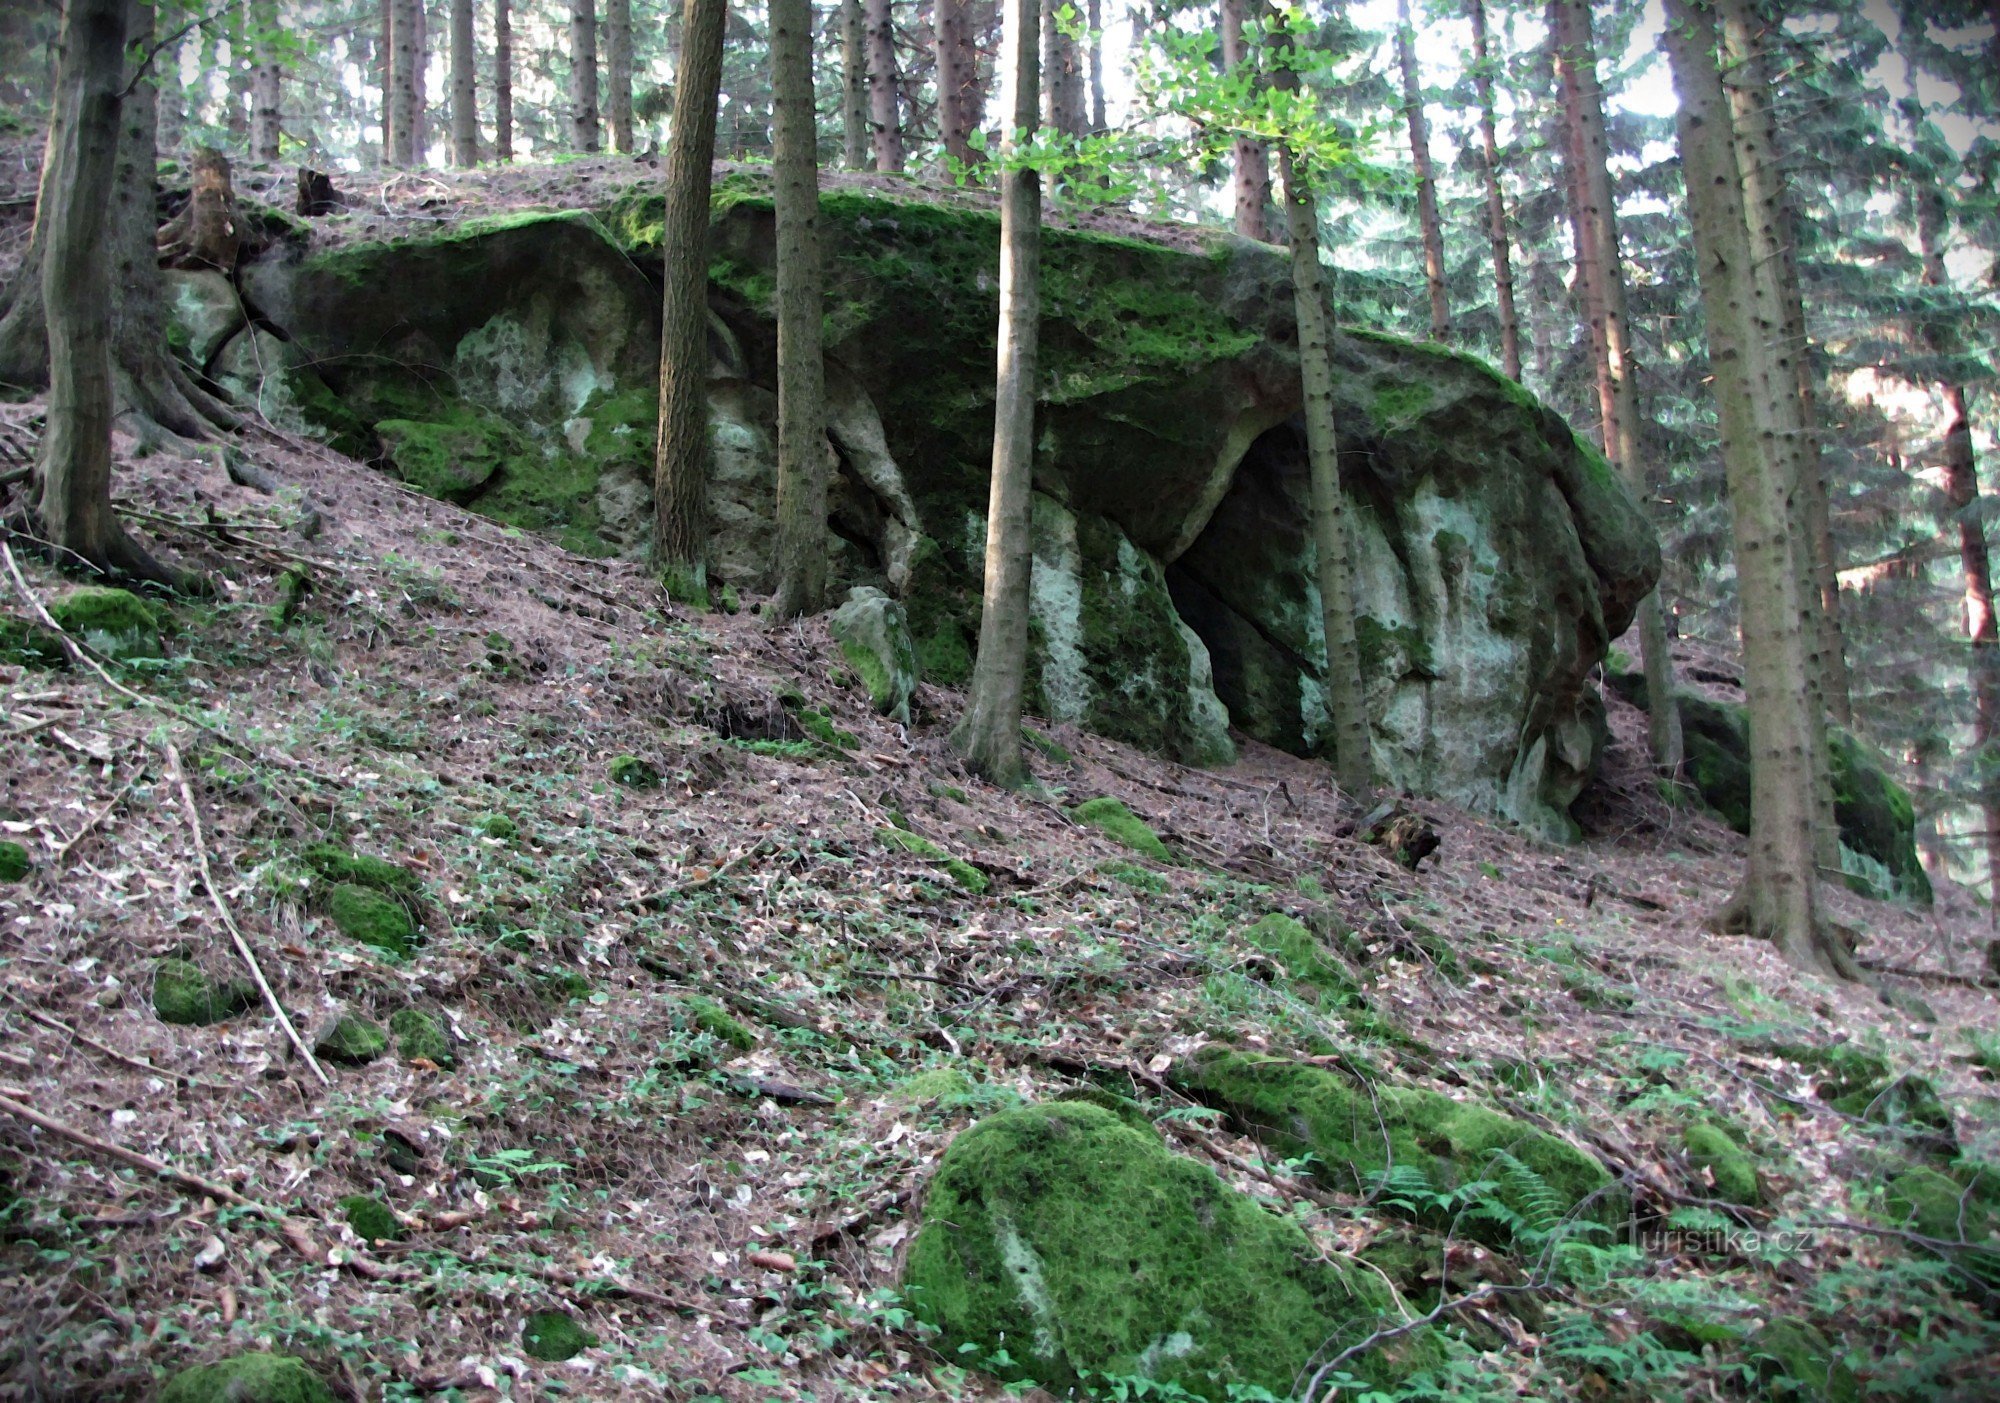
219 177 1658 833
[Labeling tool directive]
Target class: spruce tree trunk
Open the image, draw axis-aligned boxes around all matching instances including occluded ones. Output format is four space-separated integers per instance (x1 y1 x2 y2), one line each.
411 0 428 156
606 0 633 152
571 0 600 152
32 0 172 584
1664 0 1851 980
769 0 829 619
1553 0 1683 779
841 0 868 168
1086 0 1104 132
450 0 477 165
494 0 513 160
951 0 1039 788
865 0 902 172
248 2 282 161
652 0 727 600
1042 0 1083 137
389 0 419 164
380 0 395 158
1396 0 1449 340
1220 0 1270 243
1467 0 1519 380
937 0 981 170
1279 146 1375 801
1714 0 1837 869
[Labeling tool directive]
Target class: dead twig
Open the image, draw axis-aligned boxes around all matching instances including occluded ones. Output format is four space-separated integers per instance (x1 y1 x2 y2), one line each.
164 741 328 1085
0 991 234 1091
0 1091 261 1207
51 781 134 864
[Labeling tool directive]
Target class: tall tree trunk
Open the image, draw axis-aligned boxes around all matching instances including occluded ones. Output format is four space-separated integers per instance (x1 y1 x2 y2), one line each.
1396 0 1450 340
1042 0 1084 137
389 0 419 164
1664 0 1852 980
412 0 428 157
1715 0 1837 868
1553 0 1683 778
248 1 281 161
951 0 1040 788
571 0 600 152
606 0 633 152
494 0 513 160
937 0 981 170
769 0 829 619
450 0 478 165
1467 0 1519 380
1221 0 1270 242
225 0 249 148
380 0 395 159
1086 0 1104 131
652 0 727 599
1916 188 2000 911
31 0 171 584
865 0 902 172
841 0 868 168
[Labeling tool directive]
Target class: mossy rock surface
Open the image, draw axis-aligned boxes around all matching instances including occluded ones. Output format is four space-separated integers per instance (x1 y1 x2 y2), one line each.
1243 912 1359 1000
152 959 257 1027
0 615 65 668
159 1354 335 1403
0 840 28 883
316 1013 389 1065
388 1007 455 1066
49 586 167 660
877 826 989 894
829 586 919 725
903 1101 1436 1399
325 883 416 958
1743 1319 1860 1403
522 1308 596 1361
1071 797 1171 862
477 812 518 840
684 996 756 1051
338 1193 404 1242
1683 1122 1760 1205
301 842 420 894
607 754 661 788
1173 1049 1621 1248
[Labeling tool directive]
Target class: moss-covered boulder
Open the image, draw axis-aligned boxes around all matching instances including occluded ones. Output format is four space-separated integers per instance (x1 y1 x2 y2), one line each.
315 1013 389 1066
1174 1049 1621 1247
878 826 989 894
252 180 1653 828
388 1007 455 1066
607 754 660 788
682 995 756 1051
49 587 166 661
522 1308 596 1362
903 1102 1436 1398
338 1193 403 1242
1684 1122 1760 1205
325 883 416 958
829 586 919 724
1071 797 1171 862
1608 676 1929 903
300 843 420 894
159 1354 335 1403
0 840 28 883
152 959 257 1026
1243 912 1359 1000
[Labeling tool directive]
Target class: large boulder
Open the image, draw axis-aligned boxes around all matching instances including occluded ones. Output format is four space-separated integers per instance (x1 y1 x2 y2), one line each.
244 178 1658 829
903 1101 1435 1399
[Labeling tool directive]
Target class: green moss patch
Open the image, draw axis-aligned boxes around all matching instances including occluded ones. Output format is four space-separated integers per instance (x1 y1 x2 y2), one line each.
684 996 756 1051
338 1194 404 1242
607 755 661 788
160 1354 335 1403
522 1308 596 1362
152 959 257 1027
0 615 64 668
477 813 518 840
1174 1049 1621 1249
49 586 167 661
1743 1319 1860 1403
1243 913 1359 1000
315 1014 389 1066
301 843 420 894
326 884 416 959
1684 1123 1760 1205
389 1008 455 1066
903 1102 1436 1399
0 841 28 882
877 827 989 894
1070 797 1170 862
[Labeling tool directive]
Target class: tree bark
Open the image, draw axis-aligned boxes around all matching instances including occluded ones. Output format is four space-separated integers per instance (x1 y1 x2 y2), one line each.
1221 0 1270 242
937 0 982 171
380 0 395 158
841 0 868 168
389 0 419 164
769 0 829 619
1087 0 1104 131
248 1 281 162
1915 187 2000 910
1042 0 1084 137
865 0 902 172
494 0 514 161
450 0 478 165
1664 0 1852 980
1396 0 1449 340
1552 0 1683 779
571 0 600 152
1467 0 1519 380
31 0 172 584
951 0 1039 788
606 0 633 152
652 0 727 599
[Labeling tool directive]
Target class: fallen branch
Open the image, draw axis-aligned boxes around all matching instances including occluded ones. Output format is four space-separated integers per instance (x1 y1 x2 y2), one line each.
164 741 328 1085
51 781 133 864
0 1090 261 1208
0 991 233 1091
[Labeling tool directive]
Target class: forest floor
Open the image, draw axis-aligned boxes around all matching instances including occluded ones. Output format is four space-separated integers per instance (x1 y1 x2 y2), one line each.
1 154 1999 1403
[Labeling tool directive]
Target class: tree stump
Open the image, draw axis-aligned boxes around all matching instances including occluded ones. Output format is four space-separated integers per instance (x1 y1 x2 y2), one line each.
295 167 345 217
156 147 241 271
